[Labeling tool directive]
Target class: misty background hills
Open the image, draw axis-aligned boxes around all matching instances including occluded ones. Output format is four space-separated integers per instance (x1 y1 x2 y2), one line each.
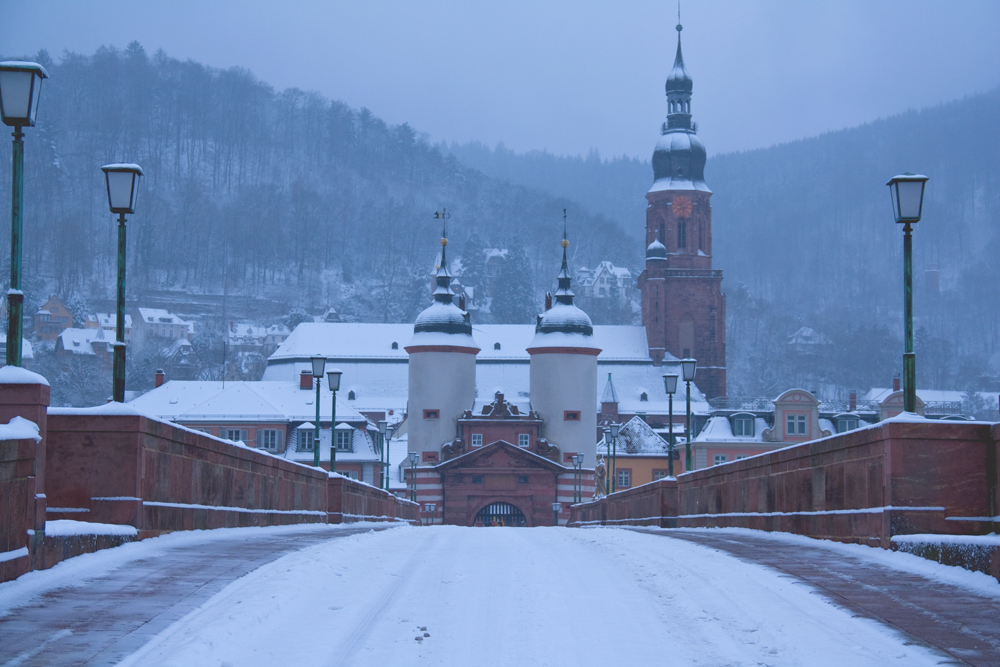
1 43 998 405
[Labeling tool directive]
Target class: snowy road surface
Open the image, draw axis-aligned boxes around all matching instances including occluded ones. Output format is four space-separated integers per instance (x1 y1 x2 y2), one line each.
98 526 958 667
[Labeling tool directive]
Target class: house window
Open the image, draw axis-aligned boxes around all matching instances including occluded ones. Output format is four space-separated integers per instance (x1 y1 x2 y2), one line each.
713 454 728 466
347 390 356 400
837 417 859 433
391 342 398 349
564 411 580 421
731 415 755 436
518 475 529 484
335 429 352 451
518 434 529 448
640 392 648 402
494 342 501 350
786 415 807 436
423 409 439 419
616 469 631 488
298 430 318 451
472 475 484 484
653 470 669 481
471 434 483 447
258 429 282 451
341 470 358 480
221 428 248 443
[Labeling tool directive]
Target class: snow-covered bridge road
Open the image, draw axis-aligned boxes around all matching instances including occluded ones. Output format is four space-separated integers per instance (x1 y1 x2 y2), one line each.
1 525 997 666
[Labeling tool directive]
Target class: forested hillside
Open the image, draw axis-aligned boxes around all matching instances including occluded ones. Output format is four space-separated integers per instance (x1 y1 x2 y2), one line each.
448 89 1000 398
0 43 635 330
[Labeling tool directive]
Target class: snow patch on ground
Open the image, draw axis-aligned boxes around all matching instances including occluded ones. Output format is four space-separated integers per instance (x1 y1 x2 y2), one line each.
119 526 945 667
656 527 1000 600
0 523 380 619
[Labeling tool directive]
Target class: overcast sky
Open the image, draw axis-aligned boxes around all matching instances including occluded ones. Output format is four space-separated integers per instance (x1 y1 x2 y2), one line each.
3 1 999 159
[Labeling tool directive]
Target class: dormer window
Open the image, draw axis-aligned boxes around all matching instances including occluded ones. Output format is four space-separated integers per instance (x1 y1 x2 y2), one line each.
730 413 755 437
834 413 860 434
786 414 807 436
494 342 501 350
347 390 356 400
391 342 398 350
640 392 648 402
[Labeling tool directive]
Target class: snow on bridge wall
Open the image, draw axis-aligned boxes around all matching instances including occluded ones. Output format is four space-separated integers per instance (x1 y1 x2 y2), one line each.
44 412 420 536
571 419 1000 553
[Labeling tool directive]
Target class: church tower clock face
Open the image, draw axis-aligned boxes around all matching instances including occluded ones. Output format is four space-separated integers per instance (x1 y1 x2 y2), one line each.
673 196 692 218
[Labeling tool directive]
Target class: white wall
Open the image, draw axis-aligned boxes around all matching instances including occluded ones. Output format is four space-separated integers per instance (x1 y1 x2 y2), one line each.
407 350 477 457
529 352 597 465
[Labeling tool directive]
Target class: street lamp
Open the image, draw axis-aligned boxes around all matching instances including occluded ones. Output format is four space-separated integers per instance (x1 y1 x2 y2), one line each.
602 426 611 495
326 368 342 472
663 373 679 478
408 451 417 502
610 422 620 493
378 419 388 488
424 502 436 525
887 172 929 414
551 502 561 527
309 356 326 467
681 358 697 472
571 454 581 503
101 164 143 401
383 423 395 490
1 62 48 367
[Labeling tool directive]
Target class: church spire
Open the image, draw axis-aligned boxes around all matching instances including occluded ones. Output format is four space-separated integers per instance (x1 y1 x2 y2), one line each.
665 20 693 130
432 209 453 304
555 208 574 305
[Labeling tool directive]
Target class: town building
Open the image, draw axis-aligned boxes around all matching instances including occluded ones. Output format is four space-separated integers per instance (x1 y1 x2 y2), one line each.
577 261 633 303
55 326 113 365
33 296 73 341
84 312 133 344
134 308 193 343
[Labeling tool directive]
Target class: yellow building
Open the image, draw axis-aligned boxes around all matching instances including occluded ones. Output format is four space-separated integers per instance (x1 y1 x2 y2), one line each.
597 416 685 492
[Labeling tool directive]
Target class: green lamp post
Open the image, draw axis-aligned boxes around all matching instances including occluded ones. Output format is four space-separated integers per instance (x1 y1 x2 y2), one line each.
309 356 326 468
681 358 697 471
101 164 143 402
887 173 929 414
662 373 679 478
326 368 342 473
408 451 417 502
610 422 620 492
0 62 48 367
378 419 388 488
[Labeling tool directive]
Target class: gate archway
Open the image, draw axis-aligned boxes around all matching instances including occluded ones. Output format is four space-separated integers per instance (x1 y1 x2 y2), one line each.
473 501 527 527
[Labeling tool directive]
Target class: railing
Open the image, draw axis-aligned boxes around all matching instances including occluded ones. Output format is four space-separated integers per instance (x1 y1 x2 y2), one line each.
708 396 967 417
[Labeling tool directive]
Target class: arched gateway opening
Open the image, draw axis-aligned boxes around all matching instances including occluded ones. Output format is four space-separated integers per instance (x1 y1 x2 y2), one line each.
474 502 527 527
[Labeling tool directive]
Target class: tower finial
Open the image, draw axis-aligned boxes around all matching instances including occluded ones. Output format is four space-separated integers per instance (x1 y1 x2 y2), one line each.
677 0 682 32
434 208 450 266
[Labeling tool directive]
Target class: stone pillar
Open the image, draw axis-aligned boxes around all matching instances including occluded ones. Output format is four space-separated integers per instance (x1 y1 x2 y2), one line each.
0 366 50 571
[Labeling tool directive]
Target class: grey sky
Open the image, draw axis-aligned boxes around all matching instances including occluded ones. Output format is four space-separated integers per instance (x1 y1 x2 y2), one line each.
3 0 999 159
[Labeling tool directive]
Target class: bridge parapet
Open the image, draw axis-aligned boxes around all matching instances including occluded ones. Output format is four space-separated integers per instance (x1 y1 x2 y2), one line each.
570 419 999 553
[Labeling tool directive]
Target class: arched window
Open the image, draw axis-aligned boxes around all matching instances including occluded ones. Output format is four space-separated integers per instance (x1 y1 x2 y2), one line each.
494 342 501 350
347 390 355 400
640 392 648 402
391 342 398 350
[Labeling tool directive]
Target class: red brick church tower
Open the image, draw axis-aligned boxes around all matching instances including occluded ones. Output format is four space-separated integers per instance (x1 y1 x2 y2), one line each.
637 21 727 398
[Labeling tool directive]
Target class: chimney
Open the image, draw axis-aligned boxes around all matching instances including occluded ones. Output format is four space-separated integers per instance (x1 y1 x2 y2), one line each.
544 292 552 311
155 369 165 388
892 375 900 392
300 370 313 390
849 390 856 411
458 293 466 311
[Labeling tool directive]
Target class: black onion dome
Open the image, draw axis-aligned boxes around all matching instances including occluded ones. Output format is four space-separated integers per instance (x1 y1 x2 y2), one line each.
665 31 692 94
651 130 708 189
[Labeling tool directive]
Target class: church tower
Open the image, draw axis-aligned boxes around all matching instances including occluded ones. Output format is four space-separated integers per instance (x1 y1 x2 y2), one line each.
637 21 727 398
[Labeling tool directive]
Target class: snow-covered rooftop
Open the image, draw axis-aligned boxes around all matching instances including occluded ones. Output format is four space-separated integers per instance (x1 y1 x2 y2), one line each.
127 381 369 423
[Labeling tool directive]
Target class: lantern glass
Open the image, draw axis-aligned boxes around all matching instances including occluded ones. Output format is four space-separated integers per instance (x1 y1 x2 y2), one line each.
551 502 562 512
572 455 579 466
887 173 928 223
409 451 417 464
0 63 48 127
378 419 388 435
310 356 326 378
663 373 679 395
681 358 697 382
610 423 620 439
326 369 342 391
101 164 143 214
576 454 584 466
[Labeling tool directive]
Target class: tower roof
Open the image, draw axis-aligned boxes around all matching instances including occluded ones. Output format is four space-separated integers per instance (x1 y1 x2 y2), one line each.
408 211 479 350
646 235 667 259
601 373 620 403
665 25 693 94
529 214 600 353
